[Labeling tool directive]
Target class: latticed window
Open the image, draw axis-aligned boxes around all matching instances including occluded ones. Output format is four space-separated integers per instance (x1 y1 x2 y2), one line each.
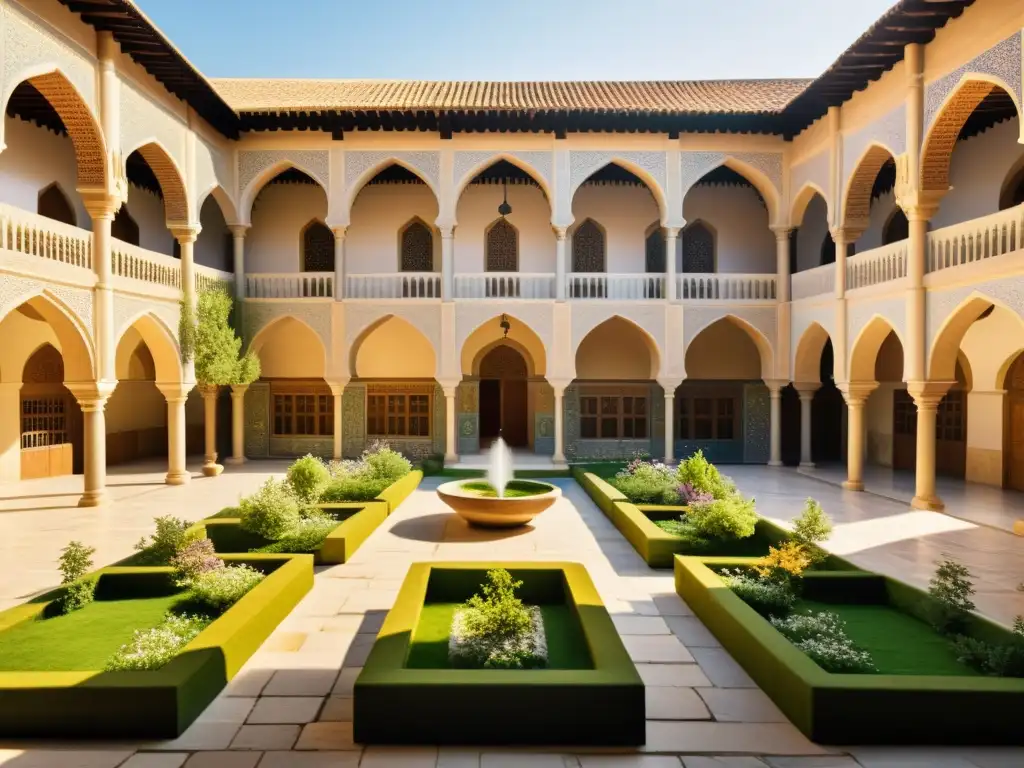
676 396 737 440
682 222 714 273
401 221 433 272
486 218 518 272
573 219 606 272
20 397 67 448
645 228 665 273
937 390 965 442
302 221 335 272
893 390 916 436
367 392 432 438
579 394 648 439
271 382 333 436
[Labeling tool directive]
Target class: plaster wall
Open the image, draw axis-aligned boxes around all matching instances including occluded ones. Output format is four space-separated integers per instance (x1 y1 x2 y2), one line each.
255 318 326 379
570 184 659 273
682 184 774 273
456 184 555 273
795 195 830 271
348 184 441 273
864 332 904 467
857 190 899 252
195 196 231 271
354 317 435 379
246 183 329 273
125 184 174 255
684 320 762 380
0 309 62 384
575 318 656 380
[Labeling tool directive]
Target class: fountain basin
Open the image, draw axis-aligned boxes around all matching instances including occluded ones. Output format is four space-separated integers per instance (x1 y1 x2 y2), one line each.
437 479 560 528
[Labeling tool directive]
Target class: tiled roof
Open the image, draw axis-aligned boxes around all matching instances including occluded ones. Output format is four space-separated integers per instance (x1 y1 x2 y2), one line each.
210 78 813 115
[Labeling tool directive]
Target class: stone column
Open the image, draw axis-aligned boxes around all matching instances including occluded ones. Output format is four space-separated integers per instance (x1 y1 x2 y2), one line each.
554 226 567 301
226 384 247 465
230 225 248 300
67 383 115 507
904 210 932 383
793 382 819 468
830 227 856 383
840 383 877 491
658 379 681 463
440 227 454 301
765 380 787 467
158 384 191 486
908 382 952 510
552 382 568 465
82 200 118 383
330 382 345 460
665 227 679 301
0 382 23 483
332 226 346 299
443 385 458 463
200 385 222 477
173 227 199 306
773 227 792 303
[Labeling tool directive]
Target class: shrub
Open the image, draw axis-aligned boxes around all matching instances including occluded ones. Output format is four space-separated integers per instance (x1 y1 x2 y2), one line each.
170 538 223 586
770 611 875 673
678 483 713 506
675 450 736 500
792 498 832 564
461 569 533 641
252 516 338 555
286 454 330 503
104 613 210 671
611 459 679 504
686 495 757 540
422 453 445 476
362 440 412 480
754 542 812 582
56 541 95 615
928 558 976 635
952 615 1024 677
190 565 265 612
453 569 543 669
134 516 199 564
321 475 391 503
723 569 796 618
239 479 301 540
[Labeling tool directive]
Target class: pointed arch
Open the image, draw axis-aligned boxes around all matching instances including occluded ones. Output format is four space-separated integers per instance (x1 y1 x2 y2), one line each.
574 314 662 380
485 217 518 272
572 159 668 224
685 156 782 225
849 315 903 382
114 312 183 384
454 154 554 207
0 290 95 382
883 207 909 245
399 217 435 272
344 158 441 222
37 182 76 227
929 292 1024 383
791 182 831 227
301 219 335 272
687 314 774 380
571 218 606 272
461 314 547 377
198 183 239 226
240 160 329 224
922 76 1022 194
350 314 437 379
248 314 328 380
842 143 896 230
126 141 191 224
793 322 832 384
2 67 107 189
681 220 716 273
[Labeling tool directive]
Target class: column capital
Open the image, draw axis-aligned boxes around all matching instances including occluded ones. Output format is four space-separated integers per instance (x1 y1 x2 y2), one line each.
197 383 220 398
171 225 201 245
828 226 863 244
330 224 348 239
657 378 683 393
327 379 350 396
770 225 793 241
81 193 121 220
762 378 789 395
663 227 681 239
156 381 195 402
230 383 249 397
838 380 878 406
552 225 568 241
792 381 820 398
548 379 571 395
66 380 116 407
228 224 250 238
907 380 954 407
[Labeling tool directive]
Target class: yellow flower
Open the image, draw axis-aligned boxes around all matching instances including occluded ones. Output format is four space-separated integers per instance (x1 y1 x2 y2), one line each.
754 542 811 579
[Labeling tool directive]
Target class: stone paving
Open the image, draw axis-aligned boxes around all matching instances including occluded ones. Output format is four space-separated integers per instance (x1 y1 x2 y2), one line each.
2 469 1024 766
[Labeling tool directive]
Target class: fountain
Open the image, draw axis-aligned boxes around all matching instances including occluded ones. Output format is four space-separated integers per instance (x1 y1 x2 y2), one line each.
436 435 561 528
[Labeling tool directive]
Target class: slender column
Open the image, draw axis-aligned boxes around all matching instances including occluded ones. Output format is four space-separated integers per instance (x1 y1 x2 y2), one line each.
658 379 681 464
664 227 679 302
554 227 567 301
68 384 115 507
840 383 877 491
773 227 791 303
330 382 345 460
552 385 567 465
794 383 819 468
905 212 931 383
83 202 118 383
440 226 454 301
765 380 786 467
200 385 222 477
158 384 191 486
226 384 247 465
173 228 199 307
443 386 458 463
908 382 952 510
332 226 346 299
230 225 248 300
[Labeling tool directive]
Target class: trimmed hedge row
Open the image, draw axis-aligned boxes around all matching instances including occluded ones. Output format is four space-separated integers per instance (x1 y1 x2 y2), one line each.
674 556 1024 745
354 561 645 746
0 553 313 738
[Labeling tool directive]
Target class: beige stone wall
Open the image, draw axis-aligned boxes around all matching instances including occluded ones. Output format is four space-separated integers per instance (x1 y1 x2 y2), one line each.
684 320 763 380
576 318 657 380
354 317 435 379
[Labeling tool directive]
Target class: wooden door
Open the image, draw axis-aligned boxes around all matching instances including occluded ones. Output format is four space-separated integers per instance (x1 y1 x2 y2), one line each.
936 389 966 478
501 380 528 447
479 380 501 444
1008 356 1024 491
892 389 916 471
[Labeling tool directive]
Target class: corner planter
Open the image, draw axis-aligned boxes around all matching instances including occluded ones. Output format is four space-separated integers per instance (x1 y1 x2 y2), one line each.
674 556 1024 745
0 553 313 739
354 561 645 746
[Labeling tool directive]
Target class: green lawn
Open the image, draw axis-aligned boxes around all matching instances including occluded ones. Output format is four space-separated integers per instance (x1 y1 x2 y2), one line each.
406 602 593 670
798 600 980 676
460 480 552 499
0 593 191 671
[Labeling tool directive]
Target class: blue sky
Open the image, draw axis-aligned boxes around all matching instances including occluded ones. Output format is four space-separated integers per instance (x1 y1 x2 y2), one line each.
136 0 896 81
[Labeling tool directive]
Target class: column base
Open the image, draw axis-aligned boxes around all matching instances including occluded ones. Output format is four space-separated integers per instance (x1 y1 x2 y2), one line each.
225 456 247 466
841 480 864 491
78 489 109 507
202 461 224 477
165 471 192 486
444 453 459 464
799 461 816 469
768 460 783 467
911 494 945 511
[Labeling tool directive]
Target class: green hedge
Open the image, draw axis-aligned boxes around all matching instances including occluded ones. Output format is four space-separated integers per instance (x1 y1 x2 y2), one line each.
0 554 313 738
354 561 645 746
674 556 1024 744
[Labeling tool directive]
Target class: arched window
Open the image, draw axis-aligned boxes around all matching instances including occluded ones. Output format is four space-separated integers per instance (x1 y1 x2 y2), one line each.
37 184 75 226
485 218 518 272
400 219 433 272
572 218 606 272
883 208 909 245
302 220 335 272
112 205 139 246
645 226 665 273
682 221 714 273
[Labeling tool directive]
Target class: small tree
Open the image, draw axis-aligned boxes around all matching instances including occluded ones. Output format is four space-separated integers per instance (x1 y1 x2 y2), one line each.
185 287 260 474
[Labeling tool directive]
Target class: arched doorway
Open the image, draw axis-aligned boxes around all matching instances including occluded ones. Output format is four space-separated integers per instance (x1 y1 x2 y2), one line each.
813 341 845 464
20 343 83 479
1005 353 1024 491
478 345 529 448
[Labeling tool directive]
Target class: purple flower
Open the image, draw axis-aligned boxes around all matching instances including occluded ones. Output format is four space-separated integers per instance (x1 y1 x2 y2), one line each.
171 538 224 585
678 483 713 506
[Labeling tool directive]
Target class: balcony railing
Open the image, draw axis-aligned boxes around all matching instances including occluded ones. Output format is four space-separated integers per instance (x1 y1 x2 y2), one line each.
928 204 1024 273
0 203 92 270
196 264 235 293
454 273 555 299
246 272 333 299
791 263 835 300
346 272 440 299
677 273 776 301
111 239 181 289
847 240 907 291
568 273 665 299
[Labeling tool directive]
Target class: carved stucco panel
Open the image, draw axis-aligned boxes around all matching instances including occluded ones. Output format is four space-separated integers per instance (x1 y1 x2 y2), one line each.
682 305 776 353
680 151 783 207
455 302 553 361
0 274 94 339
344 303 441 359
342 383 366 458
120 81 188 174
926 276 1024 353
244 382 270 458
453 151 553 193
112 293 180 344
3 5 97 114
790 149 831 216
239 150 330 197
344 151 440 195
842 103 907 181
194 138 235 212
924 33 1023 134
244 302 332 352
570 151 667 199
571 304 666 362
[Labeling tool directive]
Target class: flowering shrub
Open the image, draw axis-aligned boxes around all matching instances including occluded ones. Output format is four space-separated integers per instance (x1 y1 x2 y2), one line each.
321 442 411 502
170 538 223 586
685 495 758 540
104 613 210 671
610 459 680 504
239 478 301 540
678 483 713 506
133 516 200 565
723 569 796 618
675 450 736 500
753 542 812 582
252 515 339 555
363 440 413 480
286 454 330 502
451 568 545 669
190 564 265 613
770 611 875 673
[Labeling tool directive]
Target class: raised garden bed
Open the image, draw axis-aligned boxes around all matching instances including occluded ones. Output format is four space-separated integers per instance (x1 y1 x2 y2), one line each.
354 561 645 746
0 553 312 739
674 556 1024 745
